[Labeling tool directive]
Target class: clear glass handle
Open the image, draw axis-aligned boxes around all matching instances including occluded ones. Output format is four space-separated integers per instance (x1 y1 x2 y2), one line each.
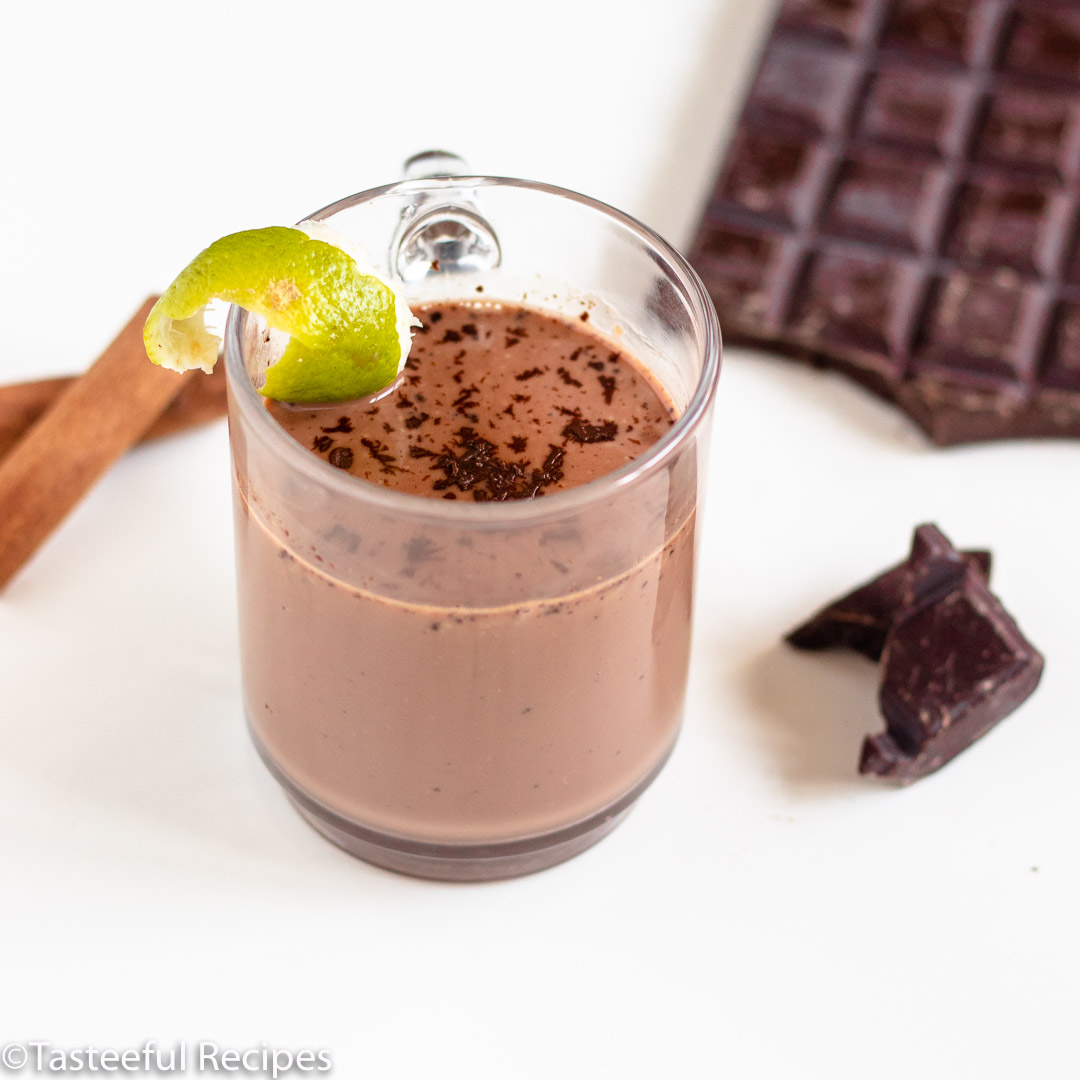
391 150 502 282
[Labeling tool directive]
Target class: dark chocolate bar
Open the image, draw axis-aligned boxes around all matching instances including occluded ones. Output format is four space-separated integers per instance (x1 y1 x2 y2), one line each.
691 0 1080 445
787 524 1043 782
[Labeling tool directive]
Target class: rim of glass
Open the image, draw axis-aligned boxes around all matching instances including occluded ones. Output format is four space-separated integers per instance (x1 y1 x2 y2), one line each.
224 174 722 524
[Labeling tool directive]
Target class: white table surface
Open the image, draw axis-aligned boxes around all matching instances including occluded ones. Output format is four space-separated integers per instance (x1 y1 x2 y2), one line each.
1 2 1076 1078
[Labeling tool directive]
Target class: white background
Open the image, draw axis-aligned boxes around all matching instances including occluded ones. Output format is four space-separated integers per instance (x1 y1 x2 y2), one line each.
1 2 1077 1078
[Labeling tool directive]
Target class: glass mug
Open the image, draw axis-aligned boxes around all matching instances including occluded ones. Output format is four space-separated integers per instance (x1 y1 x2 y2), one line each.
225 154 721 881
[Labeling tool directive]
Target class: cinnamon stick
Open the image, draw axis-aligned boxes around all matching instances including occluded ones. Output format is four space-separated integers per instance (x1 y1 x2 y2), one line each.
0 363 226 461
0 297 201 590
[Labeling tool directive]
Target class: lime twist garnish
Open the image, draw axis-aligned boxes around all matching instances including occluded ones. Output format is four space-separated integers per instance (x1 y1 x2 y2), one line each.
144 225 414 403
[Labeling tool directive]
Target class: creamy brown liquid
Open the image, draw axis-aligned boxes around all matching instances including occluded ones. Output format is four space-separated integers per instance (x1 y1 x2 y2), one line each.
267 302 674 497
237 302 695 846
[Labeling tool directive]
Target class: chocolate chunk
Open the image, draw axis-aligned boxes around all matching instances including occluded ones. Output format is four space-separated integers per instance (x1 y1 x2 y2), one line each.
787 525 1043 782
787 525 991 660
690 0 1080 445
865 560 1044 782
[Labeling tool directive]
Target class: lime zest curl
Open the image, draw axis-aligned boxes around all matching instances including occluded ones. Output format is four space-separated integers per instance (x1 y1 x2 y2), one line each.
144 226 414 404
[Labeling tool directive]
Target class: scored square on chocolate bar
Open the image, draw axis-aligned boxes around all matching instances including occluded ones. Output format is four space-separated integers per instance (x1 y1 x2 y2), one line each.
747 38 862 135
821 149 952 252
945 179 1072 276
1044 300 1080 392
788 248 925 381
691 0 1080 445
857 64 973 157
881 0 996 65
1003 5 1080 83
974 88 1080 179
777 0 878 45
718 129 829 226
913 271 1045 385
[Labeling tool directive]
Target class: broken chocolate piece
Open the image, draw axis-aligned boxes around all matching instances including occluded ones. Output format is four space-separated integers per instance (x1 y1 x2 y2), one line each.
690 0 1080 445
787 525 990 660
787 524 1043 782
866 560 1044 782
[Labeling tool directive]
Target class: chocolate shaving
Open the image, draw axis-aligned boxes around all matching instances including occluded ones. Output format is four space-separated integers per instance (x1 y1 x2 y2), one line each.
453 385 481 417
414 426 565 501
358 437 400 474
321 416 353 433
563 417 618 443
532 445 565 491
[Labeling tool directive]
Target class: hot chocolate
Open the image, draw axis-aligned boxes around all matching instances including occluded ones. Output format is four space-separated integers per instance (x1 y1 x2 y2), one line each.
231 298 702 878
